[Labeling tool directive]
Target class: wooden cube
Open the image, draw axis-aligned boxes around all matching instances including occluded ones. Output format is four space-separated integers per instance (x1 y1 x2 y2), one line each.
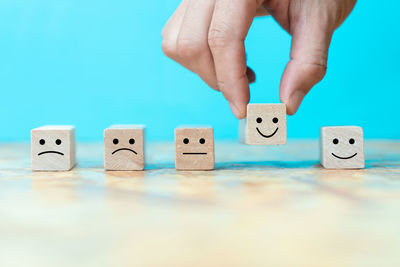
175 127 214 170
320 126 365 169
31 125 76 171
104 125 145 171
239 104 287 145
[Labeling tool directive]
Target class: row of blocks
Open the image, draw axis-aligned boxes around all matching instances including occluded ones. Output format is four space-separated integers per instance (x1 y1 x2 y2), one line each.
31 104 365 171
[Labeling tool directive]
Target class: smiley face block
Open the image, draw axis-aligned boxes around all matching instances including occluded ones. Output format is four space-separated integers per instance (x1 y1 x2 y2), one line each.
175 127 214 170
104 125 145 171
31 126 76 171
320 126 365 169
239 104 287 145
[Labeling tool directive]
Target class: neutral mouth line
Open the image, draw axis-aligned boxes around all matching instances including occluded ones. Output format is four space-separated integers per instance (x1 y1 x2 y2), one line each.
332 153 357 160
256 127 279 138
38 151 64 156
183 153 208 155
112 148 137 155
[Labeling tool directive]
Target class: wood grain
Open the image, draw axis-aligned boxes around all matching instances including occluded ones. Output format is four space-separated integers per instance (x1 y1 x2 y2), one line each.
1 141 400 266
175 127 214 170
104 125 145 171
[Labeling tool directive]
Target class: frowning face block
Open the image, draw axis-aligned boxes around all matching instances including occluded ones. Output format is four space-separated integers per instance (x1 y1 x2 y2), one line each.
31 126 76 171
239 104 287 145
104 125 145 171
175 127 214 170
320 126 365 169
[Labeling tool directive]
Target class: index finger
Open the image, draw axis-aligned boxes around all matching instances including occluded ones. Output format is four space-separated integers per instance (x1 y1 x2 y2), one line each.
208 0 259 119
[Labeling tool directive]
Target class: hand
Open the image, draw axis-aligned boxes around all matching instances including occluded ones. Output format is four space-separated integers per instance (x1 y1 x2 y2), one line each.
162 0 357 118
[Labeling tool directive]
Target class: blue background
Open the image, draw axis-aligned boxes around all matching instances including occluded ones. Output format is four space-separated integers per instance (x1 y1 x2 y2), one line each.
0 0 398 141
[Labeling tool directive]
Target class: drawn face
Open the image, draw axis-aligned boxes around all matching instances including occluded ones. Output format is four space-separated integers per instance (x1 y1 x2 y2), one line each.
245 104 287 145
175 128 214 170
320 126 365 169
110 137 138 156
37 137 65 156
255 116 280 138
31 126 75 171
181 136 208 155
104 127 144 170
330 137 358 160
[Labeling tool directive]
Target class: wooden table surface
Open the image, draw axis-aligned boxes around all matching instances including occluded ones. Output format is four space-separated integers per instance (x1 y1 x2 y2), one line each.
1 141 399 267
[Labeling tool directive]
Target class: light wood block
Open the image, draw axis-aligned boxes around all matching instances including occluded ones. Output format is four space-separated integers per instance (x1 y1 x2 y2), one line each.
239 103 287 145
320 126 365 169
175 127 214 170
104 125 145 171
31 125 76 171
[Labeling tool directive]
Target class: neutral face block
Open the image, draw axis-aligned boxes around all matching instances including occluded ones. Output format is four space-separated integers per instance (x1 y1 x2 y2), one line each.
320 126 365 169
175 127 214 170
31 126 76 171
239 104 287 145
104 125 145 171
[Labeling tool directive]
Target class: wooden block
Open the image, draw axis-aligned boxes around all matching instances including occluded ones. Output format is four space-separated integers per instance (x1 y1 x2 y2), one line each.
175 127 214 170
104 125 145 171
31 125 76 171
320 126 365 169
239 103 287 145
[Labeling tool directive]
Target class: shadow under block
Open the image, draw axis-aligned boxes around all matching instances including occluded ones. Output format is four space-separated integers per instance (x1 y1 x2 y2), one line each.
175 127 215 170
320 126 365 169
31 126 76 171
104 125 145 171
239 103 287 145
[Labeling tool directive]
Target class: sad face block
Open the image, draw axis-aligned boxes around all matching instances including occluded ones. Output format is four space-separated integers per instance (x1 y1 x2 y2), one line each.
31 126 76 171
175 127 214 170
320 126 365 169
104 125 145 171
239 104 287 145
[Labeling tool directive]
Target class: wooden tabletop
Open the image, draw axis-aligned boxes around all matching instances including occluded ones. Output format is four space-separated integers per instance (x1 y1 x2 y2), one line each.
1 141 399 267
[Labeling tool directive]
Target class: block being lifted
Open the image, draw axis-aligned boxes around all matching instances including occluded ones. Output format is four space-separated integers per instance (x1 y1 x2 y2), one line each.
239 103 287 145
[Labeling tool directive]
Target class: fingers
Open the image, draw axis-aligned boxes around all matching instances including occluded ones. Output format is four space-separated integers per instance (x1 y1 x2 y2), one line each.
161 0 190 62
209 0 259 118
279 20 333 115
162 0 260 119
177 0 219 90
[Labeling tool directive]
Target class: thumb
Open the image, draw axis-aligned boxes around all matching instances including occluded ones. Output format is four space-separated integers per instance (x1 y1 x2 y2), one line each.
280 22 334 115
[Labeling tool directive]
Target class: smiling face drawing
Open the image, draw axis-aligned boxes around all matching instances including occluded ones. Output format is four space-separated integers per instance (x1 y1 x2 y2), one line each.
31 126 76 171
320 126 365 169
175 127 214 170
104 125 145 171
241 104 287 145
255 116 280 138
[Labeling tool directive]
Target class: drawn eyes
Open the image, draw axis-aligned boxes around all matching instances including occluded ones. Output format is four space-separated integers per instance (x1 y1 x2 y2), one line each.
333 138 355 145
256 117 279 124
183 138 205 144
113 138 135 145
39 139 62 145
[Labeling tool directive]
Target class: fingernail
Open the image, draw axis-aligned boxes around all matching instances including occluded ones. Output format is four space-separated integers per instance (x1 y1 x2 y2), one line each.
288 90 306 115
229 101 246 119
246 67 256 84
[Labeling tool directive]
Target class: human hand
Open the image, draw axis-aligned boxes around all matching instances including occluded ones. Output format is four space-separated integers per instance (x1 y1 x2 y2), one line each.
162 0 357 118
